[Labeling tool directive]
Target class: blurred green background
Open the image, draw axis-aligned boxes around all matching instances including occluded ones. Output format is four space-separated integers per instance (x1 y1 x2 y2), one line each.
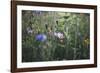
22 10 90 62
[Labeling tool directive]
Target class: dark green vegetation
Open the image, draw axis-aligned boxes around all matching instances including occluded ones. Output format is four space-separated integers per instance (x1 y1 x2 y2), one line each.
22 10 90 62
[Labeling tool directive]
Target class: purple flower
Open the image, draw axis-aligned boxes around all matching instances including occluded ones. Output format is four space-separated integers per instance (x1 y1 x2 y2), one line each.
36 34 47 42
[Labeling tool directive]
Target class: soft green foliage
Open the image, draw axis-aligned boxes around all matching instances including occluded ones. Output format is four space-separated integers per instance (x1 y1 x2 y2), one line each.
22 10 90 62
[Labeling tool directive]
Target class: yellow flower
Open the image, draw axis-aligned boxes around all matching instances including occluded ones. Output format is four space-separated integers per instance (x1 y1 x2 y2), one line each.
84 38 89 45
48 27 52 32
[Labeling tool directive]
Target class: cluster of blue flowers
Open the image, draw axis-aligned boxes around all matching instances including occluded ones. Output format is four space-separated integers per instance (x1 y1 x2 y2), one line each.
36 34 47 42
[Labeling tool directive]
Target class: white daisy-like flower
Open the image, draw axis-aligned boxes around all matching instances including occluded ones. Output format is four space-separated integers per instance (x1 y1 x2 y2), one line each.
54 32 64 39
27 27 33 34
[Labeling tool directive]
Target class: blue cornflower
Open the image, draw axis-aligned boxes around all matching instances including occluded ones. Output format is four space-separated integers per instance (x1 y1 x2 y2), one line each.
36 34 47 42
